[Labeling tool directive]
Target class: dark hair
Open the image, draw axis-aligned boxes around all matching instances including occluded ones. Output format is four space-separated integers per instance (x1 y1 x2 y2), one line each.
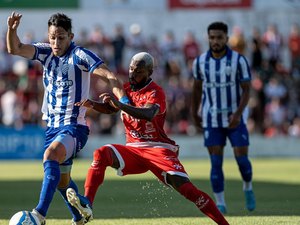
48 13 72 33
207 22 228 34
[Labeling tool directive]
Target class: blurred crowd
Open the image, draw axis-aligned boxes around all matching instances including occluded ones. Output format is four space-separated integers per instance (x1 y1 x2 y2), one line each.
1 22 300 138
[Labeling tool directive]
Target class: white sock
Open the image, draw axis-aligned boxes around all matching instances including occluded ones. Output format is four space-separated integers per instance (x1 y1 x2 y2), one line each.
214 191 226 206
243 181 253 191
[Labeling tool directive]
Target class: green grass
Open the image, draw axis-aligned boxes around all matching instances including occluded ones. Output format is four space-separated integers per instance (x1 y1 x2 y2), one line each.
0 158 299 225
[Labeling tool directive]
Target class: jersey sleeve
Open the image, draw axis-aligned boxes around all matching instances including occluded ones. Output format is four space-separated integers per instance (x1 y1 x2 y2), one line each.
73 47 104 73
147 87 166 114
32 42 52 63
238 55 252 82
192 55 205 80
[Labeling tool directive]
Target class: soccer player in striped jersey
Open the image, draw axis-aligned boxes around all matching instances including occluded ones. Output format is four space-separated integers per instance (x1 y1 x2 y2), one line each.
192 21 256 214
67 52 230 225
6 12 127 225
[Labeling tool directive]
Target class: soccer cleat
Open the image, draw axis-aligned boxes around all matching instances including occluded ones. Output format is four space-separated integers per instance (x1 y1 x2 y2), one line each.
217 204 227 214
31 208 46 225
244 190 256 211
67 188 93 223
71 218 85 225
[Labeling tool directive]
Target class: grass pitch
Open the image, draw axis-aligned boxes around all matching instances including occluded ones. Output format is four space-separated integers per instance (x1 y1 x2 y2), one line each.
0 158 299 225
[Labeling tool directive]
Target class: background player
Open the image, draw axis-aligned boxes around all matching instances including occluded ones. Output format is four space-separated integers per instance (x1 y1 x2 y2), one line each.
6 11 127 225
67 52 230 225
191 21 256 214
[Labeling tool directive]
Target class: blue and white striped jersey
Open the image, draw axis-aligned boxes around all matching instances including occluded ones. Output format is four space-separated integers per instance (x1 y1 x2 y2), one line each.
33 42 103 128
192 47 251 128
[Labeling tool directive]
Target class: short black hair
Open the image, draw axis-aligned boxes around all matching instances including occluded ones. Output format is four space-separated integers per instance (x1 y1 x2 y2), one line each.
207 22 228 34
48 13 72 33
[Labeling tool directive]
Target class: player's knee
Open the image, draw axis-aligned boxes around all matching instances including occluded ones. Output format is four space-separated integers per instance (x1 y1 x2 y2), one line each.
168 174 190 191
44 145 65 163
93 146 113 167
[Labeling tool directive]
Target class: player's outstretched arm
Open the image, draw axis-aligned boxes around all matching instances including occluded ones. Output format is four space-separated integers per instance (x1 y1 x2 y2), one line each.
6 11 35 58
92 64 126 100
101 93 159 121
75 99 119 114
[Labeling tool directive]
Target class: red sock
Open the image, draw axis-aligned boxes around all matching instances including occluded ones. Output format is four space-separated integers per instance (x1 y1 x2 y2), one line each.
178 182 229 225
84 146 113 205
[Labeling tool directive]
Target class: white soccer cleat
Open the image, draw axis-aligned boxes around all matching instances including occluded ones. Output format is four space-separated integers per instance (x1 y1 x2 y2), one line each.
31 208 46 225
71 217 85 225
67 188 93 223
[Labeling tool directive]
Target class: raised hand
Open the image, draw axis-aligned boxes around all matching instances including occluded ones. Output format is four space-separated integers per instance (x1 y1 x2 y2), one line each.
7 12 22 30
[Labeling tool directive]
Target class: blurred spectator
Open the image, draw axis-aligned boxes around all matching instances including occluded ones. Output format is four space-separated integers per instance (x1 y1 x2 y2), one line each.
264 97 287 137
128 23 146 53
146 35 164 82
88 25 111 63
111 24 127 75
182 31 201 78
1 86 18 126
250 27 263 72
229 26 247 55
75 28 89 47
288 23 300 78
160 30 182 80
288 117 300 137
263 76 287 102
262 24 284 71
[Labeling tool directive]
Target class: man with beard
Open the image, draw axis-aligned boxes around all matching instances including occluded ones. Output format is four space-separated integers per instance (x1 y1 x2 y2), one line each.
191 22 256 214
67 52 229 225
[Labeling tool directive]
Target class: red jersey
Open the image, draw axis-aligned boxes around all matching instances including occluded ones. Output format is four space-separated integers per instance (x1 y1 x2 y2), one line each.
121 80 177 150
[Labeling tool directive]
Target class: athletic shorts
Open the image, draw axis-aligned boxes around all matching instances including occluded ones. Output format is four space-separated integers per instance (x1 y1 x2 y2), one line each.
203 122 249 147
106 144 189 186
44 124 90 166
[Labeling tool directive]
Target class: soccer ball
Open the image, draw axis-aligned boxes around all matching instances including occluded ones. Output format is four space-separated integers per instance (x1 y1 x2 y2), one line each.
9 211 41 225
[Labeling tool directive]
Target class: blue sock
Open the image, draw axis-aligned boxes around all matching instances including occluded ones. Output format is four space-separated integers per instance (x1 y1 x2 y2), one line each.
210 155 224 193
36 160 60 217
235 155 252 182
58 179 82 222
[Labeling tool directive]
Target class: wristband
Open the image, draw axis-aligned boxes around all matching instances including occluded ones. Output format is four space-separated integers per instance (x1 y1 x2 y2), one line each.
119 96 130 104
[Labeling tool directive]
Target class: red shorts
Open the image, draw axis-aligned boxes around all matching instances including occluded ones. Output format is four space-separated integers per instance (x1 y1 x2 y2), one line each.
105 144 189 185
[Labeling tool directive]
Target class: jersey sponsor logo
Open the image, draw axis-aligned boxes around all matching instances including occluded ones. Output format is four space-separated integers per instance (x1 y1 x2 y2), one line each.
55 80 74 88
204 81 235 88
129 130 153 139
48 78 74 88
209 107 233 114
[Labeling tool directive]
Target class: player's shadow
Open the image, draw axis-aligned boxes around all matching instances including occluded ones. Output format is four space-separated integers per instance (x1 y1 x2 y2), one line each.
1 178 299 219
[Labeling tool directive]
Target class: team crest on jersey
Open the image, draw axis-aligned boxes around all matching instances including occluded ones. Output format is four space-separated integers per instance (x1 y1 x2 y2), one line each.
225 66 232 76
